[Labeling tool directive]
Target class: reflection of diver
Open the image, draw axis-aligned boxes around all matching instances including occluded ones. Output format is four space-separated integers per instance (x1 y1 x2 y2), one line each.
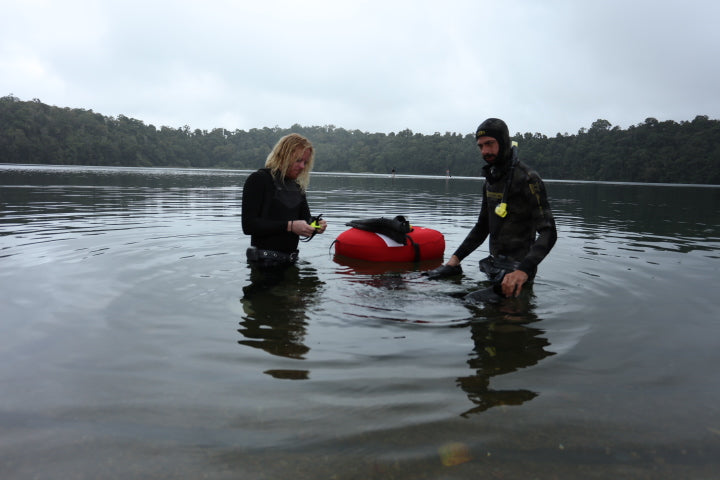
239 264 323 361
455 290 554 416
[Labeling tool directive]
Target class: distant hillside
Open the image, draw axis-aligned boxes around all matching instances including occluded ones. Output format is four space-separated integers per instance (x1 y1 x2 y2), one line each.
2 95 719 184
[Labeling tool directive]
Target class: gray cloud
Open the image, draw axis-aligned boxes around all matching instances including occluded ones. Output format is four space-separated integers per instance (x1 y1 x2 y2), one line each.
2 0 718 136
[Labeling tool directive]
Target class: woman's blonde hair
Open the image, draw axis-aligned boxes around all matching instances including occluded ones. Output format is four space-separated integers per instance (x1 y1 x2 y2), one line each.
265 133 315 191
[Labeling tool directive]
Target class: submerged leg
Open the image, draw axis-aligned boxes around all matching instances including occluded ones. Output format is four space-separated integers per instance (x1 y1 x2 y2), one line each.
463 285 503 304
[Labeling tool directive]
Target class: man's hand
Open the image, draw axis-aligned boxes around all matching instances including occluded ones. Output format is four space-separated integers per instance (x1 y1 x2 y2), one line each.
501 269 529 297
424 264 462 279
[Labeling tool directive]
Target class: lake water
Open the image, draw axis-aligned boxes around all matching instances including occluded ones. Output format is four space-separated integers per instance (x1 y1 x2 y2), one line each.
1 164 720 479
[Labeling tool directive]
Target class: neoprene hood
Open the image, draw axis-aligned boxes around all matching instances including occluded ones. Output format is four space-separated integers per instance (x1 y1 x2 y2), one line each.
476 118 511 163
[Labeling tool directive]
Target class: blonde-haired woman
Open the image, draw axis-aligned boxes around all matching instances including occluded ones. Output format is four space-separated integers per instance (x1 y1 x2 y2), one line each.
242 133 327 267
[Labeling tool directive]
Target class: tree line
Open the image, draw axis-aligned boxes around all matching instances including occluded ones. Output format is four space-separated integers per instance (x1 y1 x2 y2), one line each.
2 95 719 184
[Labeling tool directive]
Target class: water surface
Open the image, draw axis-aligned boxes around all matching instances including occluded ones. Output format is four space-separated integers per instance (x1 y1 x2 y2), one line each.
2 164 720 479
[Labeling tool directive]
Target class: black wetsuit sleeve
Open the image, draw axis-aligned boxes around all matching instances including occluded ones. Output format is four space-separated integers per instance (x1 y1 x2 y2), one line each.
300 196 311 224
241 170 287 236
452 186 490 261
517 173 557 275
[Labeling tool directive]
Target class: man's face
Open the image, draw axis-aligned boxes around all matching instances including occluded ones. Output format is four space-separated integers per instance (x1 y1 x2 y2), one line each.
476 136 500 163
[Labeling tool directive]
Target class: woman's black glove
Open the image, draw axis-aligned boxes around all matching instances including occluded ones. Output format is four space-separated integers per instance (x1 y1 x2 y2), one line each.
423 264 462 279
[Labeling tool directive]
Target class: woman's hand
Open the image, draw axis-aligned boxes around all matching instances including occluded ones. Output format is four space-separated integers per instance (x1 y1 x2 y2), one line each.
289 220 317 237
288 218 328 237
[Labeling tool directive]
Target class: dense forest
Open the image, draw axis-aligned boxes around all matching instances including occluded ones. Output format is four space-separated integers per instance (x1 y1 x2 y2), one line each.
2 95 720 184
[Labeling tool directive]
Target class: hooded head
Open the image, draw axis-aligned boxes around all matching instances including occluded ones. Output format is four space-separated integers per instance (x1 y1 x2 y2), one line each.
475 118 511 165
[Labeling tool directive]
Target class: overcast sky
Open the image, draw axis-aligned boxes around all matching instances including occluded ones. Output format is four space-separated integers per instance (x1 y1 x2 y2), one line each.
2 0 719 136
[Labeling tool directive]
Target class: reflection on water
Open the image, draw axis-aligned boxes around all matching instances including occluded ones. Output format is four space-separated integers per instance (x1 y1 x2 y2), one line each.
239 264 323 368
551 181 720 255
335 249 555 416
456 288 555 416
2 165 720 479
332 255 443 289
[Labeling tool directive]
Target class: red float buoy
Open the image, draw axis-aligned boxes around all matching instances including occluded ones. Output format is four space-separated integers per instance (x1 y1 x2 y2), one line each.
334 226 445 262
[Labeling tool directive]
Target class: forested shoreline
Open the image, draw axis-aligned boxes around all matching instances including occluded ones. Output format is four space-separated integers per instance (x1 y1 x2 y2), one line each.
2 95 719 184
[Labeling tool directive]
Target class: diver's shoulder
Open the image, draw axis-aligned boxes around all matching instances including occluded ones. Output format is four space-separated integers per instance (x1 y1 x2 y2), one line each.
516 161 545 180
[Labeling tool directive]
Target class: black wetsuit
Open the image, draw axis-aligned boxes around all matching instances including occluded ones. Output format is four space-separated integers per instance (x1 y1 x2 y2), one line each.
241 168 311 255
453 152 557 279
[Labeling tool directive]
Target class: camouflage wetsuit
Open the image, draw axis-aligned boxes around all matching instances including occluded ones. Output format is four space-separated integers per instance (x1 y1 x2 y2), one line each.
452 148 557 281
